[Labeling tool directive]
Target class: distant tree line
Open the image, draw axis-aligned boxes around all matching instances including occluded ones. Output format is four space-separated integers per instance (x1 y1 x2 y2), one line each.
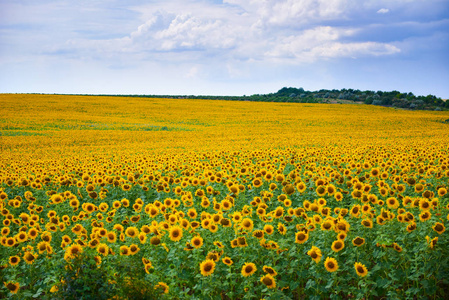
54 87 448 110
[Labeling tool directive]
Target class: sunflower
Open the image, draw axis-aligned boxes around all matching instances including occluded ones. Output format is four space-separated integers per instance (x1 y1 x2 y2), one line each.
232 212 242 223
350 205 361 218
64 244 82 261
222 257 233 266
352 236 365 247
200 259 216 276
406 222 417 233
121 184 131 192
419 198 431 211
154 282 169 294
263 224 274 235
354 262 368 277
201 219 211 229
370 168 380 177
168 226 183 242
191 236 204 248
187 208 198 219
4 281 20 294
1 227 10 236
212 214 222 224
361 218 373 228
376 216 386 225
393 243 403 253
295 231 309 244
307 246 322 263
237 236 248 247
112 200 121 209
2 237 16 248
221 200 232 211
9 255 20 266
138 232 147 244
426 236 438 249
129 244 140 255
284 184 295 195
316 186 326 196
37 241 49 253
252 178 263 188
334 192 343 202
23 251 36 264
14 230 28 243
331 240 344 252
262 265 278 276
97 243 109 256
321 220 333 231
241 262 257 277
437 187 447 197
71 224 83 235
386 197 400 209
337 232 347 240
296 182 306 193
252 230 264 239
433 222 445 234
120 245 130 255
94 255 102 266
278 223 287 235
336 219 350 232
324 257 338 273
106 231 117 243
274 207 284 218
260 274 276 289
419 211 431 222
191 221 201 229
125 226 139 238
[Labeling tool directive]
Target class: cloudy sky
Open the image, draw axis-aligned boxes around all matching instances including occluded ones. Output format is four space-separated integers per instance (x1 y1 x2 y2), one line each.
1 0 448 98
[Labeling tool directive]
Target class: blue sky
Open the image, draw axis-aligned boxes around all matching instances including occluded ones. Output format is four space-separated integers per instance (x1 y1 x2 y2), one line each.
1 0 448 98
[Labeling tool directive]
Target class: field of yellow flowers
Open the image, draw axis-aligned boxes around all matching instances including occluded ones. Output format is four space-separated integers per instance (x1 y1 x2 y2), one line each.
1 94 449 299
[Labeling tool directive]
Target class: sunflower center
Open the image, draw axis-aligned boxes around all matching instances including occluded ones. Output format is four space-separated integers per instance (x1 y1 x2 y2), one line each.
204 264 212 272
355 238 364 245
262 277 273 286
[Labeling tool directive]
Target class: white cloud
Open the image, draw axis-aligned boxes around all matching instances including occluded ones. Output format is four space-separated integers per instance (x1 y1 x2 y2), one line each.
6 0 432 85
266 26 400 62
185 65 200 78
224 0 350 27
56 1 403 66
377 8 390 14
1 0 447 96
311 42 400 58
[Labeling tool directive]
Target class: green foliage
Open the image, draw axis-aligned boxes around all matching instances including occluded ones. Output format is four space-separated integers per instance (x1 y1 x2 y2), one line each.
54 251 117 300
60 87 446 111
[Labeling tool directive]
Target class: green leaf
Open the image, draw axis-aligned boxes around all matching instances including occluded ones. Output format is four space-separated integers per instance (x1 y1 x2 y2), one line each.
290 281 299 290
305 279 315 290
33 288 44 298
326 279 334 289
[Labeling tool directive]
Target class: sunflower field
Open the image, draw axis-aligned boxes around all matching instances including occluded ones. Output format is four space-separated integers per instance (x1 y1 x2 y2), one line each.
1 94 448 299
